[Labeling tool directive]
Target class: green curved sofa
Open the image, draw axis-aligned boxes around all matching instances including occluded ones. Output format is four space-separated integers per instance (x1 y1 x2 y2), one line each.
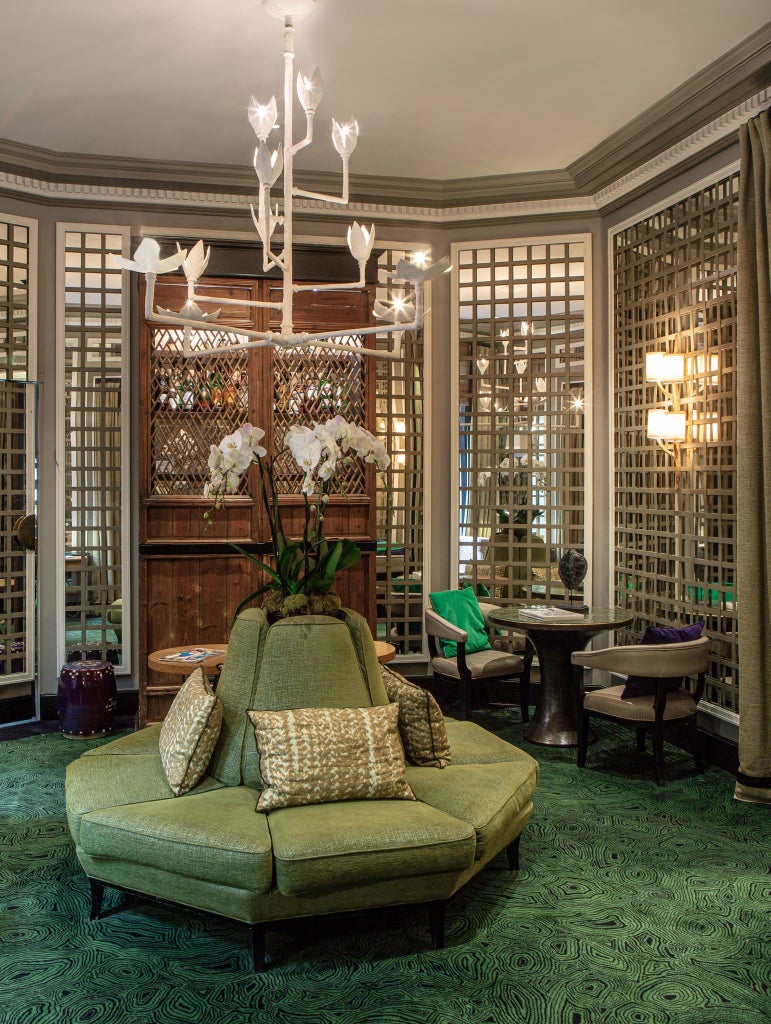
65 608 539 970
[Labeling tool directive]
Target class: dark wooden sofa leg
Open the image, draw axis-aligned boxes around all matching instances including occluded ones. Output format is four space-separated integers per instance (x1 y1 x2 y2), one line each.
506 834 521 871
89 879 105 921
250 923 267 972
428 900 447 950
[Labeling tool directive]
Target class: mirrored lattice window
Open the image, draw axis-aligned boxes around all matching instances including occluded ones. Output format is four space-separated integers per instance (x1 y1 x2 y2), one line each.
61 228 129 670
375 249 425 654
0 219 32 381
0 217 35 681
613 173 739 713
455 240 587 605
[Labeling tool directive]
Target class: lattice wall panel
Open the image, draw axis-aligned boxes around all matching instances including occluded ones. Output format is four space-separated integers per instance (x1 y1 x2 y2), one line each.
150 328 249 496
0 382 29 677
0 220 31 381
273 344 366 494
62 229 126 666
375 249 425 654
456 241 587 604
613 173 739 712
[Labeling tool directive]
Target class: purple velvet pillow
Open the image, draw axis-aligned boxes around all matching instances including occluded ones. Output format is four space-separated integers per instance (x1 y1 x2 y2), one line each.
621 621 704 699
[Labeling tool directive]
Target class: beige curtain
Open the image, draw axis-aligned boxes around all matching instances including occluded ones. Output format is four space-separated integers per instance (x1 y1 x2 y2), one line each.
735 108 771 805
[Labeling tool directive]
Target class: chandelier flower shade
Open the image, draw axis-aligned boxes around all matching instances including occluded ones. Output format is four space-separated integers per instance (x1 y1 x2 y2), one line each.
108 0 449 359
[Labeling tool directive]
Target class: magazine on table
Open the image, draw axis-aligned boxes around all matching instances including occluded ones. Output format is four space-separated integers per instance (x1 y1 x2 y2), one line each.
517 606 586 622
159 647 224 663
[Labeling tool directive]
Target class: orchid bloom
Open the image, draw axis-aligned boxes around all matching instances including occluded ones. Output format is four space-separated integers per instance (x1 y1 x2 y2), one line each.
285 425 322 473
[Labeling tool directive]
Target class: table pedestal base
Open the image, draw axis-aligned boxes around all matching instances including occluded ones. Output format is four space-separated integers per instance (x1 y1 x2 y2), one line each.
522 627 604 747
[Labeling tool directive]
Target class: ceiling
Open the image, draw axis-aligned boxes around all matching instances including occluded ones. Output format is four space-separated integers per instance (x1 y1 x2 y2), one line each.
1 0 769 183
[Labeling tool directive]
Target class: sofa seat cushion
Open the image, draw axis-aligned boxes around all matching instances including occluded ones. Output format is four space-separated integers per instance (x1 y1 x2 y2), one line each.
66 753 222 846
78 786 273 894
444 719 536 765
82 724 163 757
405 758 539 862
268 799 476 896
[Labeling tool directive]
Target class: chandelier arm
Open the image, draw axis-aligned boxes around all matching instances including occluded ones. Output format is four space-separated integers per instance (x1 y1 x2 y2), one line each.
293 274 365 293
291 112 314 155
188 291 283 311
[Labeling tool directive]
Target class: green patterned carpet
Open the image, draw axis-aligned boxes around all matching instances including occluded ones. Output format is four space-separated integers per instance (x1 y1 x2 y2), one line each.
1 713 769 1024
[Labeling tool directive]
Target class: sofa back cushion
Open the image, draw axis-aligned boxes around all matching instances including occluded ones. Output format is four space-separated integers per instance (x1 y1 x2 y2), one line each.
209 608 387 788
252 614 381 711
207 608 268 786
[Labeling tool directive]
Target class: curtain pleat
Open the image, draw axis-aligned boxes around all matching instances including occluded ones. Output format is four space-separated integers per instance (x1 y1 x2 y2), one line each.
735 108 771 805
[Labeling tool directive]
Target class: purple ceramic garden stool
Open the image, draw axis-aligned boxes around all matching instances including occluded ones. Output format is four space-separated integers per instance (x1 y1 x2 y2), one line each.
57 660 117 739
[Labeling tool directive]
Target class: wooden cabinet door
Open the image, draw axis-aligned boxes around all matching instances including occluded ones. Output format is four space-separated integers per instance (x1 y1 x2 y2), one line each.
139 275 378 724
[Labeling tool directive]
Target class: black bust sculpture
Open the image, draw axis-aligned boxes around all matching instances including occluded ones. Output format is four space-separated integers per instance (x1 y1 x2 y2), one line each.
557 549 588 612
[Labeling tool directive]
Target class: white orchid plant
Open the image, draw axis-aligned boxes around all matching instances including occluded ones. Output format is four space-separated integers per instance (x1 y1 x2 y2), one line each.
205 416 389 619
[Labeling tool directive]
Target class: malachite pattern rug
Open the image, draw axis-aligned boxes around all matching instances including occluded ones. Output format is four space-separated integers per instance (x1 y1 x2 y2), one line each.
1 713 769 1024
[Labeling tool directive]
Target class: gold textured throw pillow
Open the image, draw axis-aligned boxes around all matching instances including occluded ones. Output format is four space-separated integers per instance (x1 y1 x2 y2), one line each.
380 664 452 768
246 703 416 812
159 668 223 796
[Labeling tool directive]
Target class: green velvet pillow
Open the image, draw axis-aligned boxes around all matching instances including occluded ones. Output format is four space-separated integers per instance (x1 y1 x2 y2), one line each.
429 588 492 658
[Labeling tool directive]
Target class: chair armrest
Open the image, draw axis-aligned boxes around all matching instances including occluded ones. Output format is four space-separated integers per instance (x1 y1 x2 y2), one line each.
425 608 467 643
571 636 709 676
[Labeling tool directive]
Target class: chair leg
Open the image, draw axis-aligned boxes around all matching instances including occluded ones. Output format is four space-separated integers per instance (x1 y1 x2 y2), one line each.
249 923 267 973
636 727 646 753
428 900 447 950
89 879 105 921
652 721 665 785
506 834 521 871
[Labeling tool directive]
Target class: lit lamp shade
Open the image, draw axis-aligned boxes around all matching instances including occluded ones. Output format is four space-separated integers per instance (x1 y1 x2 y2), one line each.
647 409 686 442
645 352 684 382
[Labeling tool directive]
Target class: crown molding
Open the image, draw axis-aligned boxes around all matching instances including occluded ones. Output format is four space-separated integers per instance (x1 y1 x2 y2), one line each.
570 21 771 193
0 81 768 224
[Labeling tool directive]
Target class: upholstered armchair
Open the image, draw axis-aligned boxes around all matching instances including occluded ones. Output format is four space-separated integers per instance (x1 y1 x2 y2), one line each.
426 601 533 720
571 635 709 784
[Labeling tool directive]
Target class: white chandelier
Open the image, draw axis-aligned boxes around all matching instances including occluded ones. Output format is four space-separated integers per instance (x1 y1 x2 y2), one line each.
110 0 449 359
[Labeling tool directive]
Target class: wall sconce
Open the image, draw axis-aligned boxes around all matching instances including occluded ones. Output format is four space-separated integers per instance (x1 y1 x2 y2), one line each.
646 349 687 485
645 352 684 384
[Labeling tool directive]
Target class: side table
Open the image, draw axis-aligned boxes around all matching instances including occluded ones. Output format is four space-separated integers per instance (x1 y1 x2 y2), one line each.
487 607 633 747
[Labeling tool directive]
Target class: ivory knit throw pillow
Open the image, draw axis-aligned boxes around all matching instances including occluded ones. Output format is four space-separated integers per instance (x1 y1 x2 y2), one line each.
380 664 451 768
246 703 416 812
159 668 223 796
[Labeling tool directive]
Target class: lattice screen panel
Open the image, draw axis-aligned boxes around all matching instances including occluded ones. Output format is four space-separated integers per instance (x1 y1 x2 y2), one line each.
150 328 249 495
456 241 587 605
612 173 739 712
0 382 30 677
375 249 425 654
62 229 127 666
273 344 366 494
0 220 31 381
